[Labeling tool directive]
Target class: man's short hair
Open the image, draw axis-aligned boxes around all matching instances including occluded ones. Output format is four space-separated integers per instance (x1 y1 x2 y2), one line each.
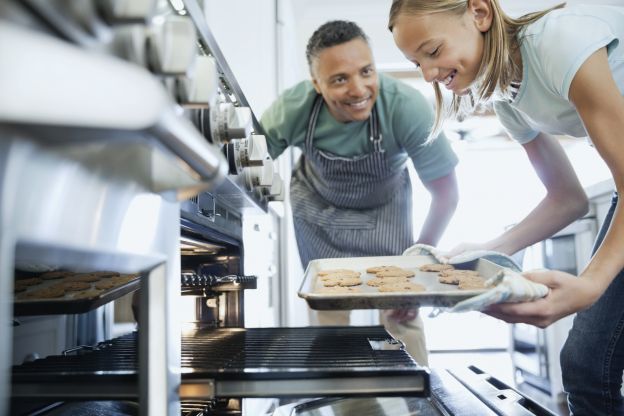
306 20 369 70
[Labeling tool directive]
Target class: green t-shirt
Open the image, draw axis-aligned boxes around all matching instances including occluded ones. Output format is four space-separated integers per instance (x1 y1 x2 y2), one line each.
260 73 458 183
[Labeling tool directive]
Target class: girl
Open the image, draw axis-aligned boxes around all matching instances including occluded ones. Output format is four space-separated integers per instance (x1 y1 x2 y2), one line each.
389 0 624 414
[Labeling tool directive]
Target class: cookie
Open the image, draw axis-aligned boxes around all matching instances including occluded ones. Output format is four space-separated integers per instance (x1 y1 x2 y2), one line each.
438 270 481 285
15 277 42 286
376 269 415 278
317 271 360 281
419 263 454 272
457 276 487 290
89 271 120 278
438 274 461 285
378 282 426 292
322 276 363 287
366 276 412 287
68 273 101 283
19 286 66 299
54 281 91 291
40 271 70 280
110 275 138 285
70 289 103 299
439 269 480 277
318 286 361 294
14 283 28 293
317 269 360 277
95 280 117 290
366 265 403 274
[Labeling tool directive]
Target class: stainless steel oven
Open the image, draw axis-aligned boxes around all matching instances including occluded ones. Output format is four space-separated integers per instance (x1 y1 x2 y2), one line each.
2 1 557 415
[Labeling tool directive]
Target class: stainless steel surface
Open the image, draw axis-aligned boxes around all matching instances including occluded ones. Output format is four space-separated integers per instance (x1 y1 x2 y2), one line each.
298 255 502 310
273 366 555 416
0 22 227 195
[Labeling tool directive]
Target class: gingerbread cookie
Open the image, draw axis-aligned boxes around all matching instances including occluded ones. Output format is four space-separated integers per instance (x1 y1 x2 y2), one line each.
366 276 412 287
378 282 426 292
70 289 103 299
322 276 362 287
376 269 415 278
19 286 66 299
419 263 454 272
318 286 361 294
457 276 487 290
40 271 70 280
366 265 403 274
15 277 42 286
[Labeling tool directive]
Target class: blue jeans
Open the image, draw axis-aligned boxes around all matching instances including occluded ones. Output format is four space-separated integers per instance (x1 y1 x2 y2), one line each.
561 193 624 415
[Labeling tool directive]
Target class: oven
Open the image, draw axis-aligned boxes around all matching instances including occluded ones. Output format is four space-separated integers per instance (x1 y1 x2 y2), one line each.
2 1 556 415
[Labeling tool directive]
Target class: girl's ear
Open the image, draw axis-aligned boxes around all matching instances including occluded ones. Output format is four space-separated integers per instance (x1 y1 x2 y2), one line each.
468 0 493 33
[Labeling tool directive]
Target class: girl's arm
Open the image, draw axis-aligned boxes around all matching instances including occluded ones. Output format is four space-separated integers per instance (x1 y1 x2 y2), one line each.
487 47 624 327
483 131 589 255
569 47 624 294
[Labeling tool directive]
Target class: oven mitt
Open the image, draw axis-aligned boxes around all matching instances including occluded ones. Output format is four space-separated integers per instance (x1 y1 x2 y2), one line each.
402 243 447 262
402 244 522 273
450 268 549 313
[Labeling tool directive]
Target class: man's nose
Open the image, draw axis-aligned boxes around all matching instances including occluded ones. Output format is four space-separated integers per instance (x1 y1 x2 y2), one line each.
349 77 368 96
421 65 438 83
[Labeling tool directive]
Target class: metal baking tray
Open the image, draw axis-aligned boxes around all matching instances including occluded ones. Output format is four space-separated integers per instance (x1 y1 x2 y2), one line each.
13 272 141 316
298 255 502 310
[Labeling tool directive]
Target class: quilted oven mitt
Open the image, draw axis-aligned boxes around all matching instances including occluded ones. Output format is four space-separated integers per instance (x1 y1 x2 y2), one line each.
451 268 549 312
403 244 549 312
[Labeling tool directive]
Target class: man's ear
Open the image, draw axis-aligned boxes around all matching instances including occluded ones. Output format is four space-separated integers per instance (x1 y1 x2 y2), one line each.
311 77 322 94
468 0 493 33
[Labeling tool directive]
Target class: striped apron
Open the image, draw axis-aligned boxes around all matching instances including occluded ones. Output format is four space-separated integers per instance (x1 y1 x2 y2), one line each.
291 95 413 268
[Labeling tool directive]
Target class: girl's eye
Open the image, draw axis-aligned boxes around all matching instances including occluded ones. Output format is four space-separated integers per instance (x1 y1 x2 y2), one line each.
429 47 439 57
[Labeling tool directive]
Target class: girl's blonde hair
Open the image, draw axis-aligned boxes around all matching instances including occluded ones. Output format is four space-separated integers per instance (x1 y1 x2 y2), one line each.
388 0 564 137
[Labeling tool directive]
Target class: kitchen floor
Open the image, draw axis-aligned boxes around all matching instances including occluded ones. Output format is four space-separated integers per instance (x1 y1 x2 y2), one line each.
429 350 570 416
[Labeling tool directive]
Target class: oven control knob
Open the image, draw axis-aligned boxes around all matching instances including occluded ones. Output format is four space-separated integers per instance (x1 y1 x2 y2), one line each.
99 0 156 23
209 103 252 144
268 173 284 201
240 134 267 167
244 157 274 190
147 16 197 74
178 56 218 108
223 139 243 175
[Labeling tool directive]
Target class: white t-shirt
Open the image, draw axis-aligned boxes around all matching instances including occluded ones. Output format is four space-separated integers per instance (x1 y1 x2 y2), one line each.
493 5 624 144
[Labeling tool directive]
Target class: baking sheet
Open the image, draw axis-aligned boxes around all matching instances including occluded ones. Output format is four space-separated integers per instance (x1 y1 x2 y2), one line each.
13 271 141 316
298 255 504 310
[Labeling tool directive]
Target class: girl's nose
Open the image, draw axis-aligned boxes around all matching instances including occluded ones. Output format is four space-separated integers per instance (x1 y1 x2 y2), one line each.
421 66 438 83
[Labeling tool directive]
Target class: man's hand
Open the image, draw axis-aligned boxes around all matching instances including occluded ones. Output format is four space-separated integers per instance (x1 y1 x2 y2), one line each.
386 308 418 323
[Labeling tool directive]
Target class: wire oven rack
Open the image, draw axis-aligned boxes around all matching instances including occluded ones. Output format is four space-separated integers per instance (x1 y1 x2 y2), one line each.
12 326 429 400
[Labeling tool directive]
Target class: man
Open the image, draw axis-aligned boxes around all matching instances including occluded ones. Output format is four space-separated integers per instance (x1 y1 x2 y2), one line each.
260 20 459 365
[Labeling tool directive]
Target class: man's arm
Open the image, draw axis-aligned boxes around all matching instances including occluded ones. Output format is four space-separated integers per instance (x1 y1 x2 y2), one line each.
416 171 459 246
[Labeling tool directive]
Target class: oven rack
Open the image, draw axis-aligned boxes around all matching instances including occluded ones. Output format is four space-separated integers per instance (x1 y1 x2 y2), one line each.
11 326 429 400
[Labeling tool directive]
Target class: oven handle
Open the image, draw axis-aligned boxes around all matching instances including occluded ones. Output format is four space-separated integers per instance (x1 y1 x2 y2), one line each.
0 21 227 192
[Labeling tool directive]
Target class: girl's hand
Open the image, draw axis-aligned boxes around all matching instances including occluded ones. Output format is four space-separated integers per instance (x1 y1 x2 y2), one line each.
484 270 603 328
